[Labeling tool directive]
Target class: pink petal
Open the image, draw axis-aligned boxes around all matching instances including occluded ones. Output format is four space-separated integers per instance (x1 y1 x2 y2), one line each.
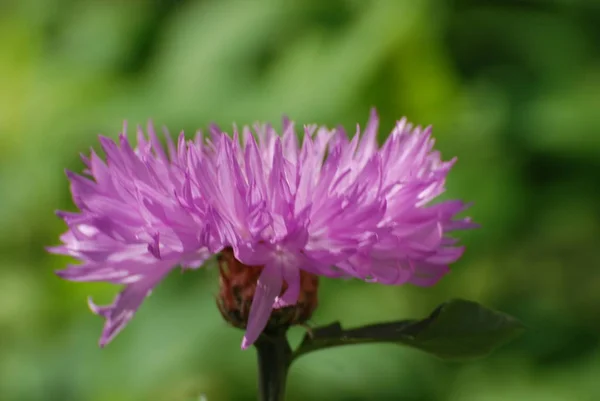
241 263 283 349
89 265 171 347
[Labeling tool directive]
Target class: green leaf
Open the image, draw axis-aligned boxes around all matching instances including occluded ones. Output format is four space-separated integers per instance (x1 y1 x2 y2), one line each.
292 299 525 362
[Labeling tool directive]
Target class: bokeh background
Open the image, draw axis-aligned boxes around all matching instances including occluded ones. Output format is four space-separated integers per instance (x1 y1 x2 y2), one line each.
1 0 599 400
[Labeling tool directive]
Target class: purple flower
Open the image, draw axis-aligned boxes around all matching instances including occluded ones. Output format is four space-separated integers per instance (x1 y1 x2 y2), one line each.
50 109 475 349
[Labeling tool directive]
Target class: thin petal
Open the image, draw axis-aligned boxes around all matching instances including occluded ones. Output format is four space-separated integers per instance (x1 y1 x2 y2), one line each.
274 267 300 309
241 263 282 349
89 265 171 347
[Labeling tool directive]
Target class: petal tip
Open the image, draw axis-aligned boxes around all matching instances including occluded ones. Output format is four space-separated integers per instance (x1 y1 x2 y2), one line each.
369 107 379 119
54 268 67 278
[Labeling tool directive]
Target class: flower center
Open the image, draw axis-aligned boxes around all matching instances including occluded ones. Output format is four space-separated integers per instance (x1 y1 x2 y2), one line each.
216 247 319 333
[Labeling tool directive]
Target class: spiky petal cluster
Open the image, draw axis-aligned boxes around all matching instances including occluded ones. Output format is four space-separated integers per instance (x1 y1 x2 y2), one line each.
50 110 475 349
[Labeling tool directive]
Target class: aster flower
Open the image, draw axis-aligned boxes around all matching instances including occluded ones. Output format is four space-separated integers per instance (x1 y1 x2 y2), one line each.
50 109 475 349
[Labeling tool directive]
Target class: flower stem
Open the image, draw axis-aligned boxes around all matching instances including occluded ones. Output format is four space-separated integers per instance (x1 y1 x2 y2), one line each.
255 331 292 401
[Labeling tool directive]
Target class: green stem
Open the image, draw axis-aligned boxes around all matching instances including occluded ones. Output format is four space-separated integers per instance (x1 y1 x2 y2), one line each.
255 332 292 401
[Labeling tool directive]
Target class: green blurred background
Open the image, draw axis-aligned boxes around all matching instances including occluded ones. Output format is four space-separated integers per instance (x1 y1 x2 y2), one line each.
1 0 599 400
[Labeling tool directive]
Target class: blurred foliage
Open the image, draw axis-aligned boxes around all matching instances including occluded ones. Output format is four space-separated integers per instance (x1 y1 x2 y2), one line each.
1 0 599 400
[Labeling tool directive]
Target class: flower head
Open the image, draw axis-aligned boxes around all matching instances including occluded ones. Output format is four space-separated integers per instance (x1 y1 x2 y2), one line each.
50 109 475 349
